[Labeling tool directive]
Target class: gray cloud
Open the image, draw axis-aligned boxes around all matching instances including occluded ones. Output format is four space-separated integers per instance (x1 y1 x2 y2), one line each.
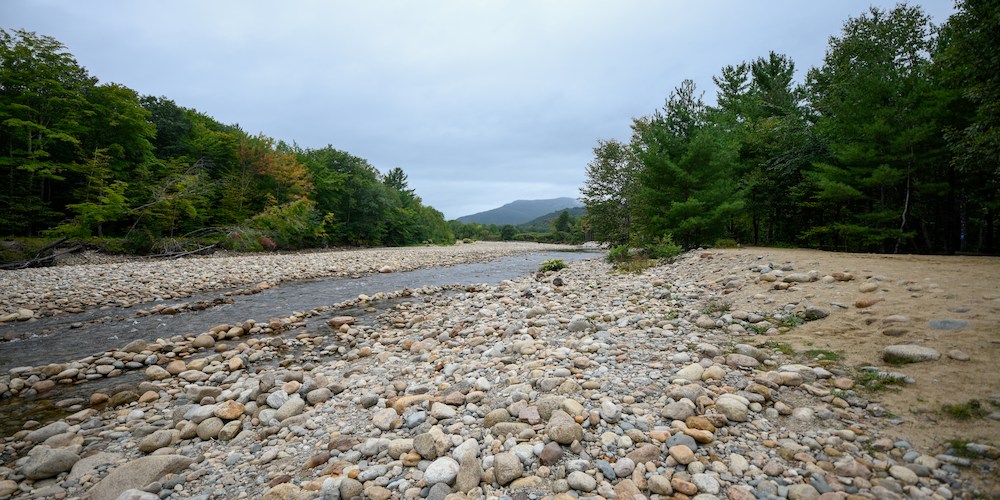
3 0 955 218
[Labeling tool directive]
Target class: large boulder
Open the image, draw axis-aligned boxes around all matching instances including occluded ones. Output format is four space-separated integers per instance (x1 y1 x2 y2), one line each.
87 455 194 500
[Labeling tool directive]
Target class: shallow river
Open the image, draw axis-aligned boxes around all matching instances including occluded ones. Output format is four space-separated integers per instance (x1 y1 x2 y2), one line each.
0 249 598 434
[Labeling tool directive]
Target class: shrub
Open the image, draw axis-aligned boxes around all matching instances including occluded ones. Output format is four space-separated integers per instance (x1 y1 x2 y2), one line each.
941 400 990 420
715 238 738 248
644 234 683 261
247 199 318 249
606 244 631 264
539 259 567 272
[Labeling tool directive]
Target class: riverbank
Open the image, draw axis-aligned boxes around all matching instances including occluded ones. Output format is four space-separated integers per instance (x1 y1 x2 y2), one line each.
0 247 997 498
0 242 578 322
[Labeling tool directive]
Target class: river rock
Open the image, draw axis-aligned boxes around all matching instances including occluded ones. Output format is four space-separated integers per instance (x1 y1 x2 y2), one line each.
196 417 224 439
673 363 704 382
87 455 194 500
24 421 70 443
668 445 695 465
108 390 139 408
566 471 597 492
423 457 460 485
493 452 522 485
21 446 80 479
274 395 305 421
627 443 661 464
787 483 820 500
883 345 940 363
214 400 245 420
455 455 483 493
138 429 175 453
545 410 583 444
716 394 750 422
192 334 215 348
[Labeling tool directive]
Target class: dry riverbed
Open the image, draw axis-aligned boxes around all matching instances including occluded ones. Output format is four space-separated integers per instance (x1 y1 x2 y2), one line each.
0 246 997 499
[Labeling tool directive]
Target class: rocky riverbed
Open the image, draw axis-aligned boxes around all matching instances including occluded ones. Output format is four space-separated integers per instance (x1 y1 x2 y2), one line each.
0 247 997 499
0 242 578 322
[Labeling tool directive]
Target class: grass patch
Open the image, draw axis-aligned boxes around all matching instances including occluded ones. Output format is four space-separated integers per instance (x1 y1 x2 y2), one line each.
802 349 843 362
702 299 731 315
855 370 905 392
746 324 770 335
946 439 979 459
777 315 804 329
538 259 567 272
614 257 655 274
759 341 795 356
941 400 991 420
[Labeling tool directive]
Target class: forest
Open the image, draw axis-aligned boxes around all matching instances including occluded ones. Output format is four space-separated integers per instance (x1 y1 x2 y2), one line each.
581 1 998 254
0 28 454 257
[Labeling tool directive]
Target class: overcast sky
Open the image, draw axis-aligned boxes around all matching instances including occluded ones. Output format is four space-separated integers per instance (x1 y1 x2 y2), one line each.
3 1 954 219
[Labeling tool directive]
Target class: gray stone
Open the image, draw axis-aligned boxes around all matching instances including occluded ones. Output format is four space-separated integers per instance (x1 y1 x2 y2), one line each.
423 457 460 485
787 483 820 500
115 489 159 500
691 473 720 494
566 471 597 492
454 455 483 493
24 421 70 443
274 395 305 421
661 399 696 421
801 306 829 321
883 345 941 363
87 455 194 500
928 319 969 330
138 429 174 453
493 452 522 486
715 395 749 422
339 477 363 500
665 433 698 450
21 447 80 479
196 417 224 440
545 410 583 444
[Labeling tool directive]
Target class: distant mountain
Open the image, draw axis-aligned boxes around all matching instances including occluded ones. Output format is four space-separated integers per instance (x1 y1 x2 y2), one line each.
518 206 587 232
455 197 583 226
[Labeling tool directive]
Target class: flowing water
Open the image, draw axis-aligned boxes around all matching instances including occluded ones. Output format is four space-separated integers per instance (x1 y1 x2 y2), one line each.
0 250 598 434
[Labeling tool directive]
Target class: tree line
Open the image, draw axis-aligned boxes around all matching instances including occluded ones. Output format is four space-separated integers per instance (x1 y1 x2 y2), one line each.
581 1 998 254
0 29 454 254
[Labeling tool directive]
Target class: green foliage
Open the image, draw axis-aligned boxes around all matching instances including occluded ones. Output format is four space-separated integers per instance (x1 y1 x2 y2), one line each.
613 257 655 274
714 238 738 248
538 259 567 272
802 349 843 362
758 341 795 356
581 139 640 245
606 244 631 264
246 199 318 249
578 3 998 254
941 400 991 420
643 234 683 260
0 29 453 253
777 315 805 329
854 370 906 392
500 224 518 241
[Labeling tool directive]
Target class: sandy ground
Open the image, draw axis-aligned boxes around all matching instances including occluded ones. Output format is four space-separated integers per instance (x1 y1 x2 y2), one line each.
714 247 1000 457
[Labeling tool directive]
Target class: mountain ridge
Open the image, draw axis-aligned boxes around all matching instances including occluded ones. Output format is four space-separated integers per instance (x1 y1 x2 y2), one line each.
455 197 582 226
